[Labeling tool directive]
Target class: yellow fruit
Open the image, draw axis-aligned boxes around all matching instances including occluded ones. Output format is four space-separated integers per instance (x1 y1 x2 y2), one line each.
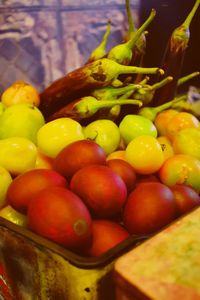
1 80 40 107
173 128 200 160
84 119 121 155
0 103 45 144
157 136 174 161
0 137 37 176
37 118 85 158
0 166 12 208
126 135 164 174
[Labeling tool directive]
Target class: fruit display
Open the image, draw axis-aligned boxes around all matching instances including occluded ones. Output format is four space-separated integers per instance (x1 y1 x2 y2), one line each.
0 0 200 263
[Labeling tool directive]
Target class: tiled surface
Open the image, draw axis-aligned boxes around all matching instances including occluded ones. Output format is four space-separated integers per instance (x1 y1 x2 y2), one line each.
0 1 140 95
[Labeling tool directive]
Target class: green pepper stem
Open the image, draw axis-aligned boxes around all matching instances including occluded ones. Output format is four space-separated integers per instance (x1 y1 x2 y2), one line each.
151 76 173 91
178 71 200 86
126 9 156 50
182 0 200 29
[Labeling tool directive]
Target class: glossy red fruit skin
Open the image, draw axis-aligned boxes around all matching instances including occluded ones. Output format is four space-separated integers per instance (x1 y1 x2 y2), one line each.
6 169 68 214
123 182 177 235
53 140 106 180
106 159 136 193
170 184 200 217
28 186 92 250
70 164 127 218
85 219 130 257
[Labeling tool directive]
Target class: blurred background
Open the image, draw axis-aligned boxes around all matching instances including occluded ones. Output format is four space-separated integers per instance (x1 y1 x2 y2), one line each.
0 0 199 97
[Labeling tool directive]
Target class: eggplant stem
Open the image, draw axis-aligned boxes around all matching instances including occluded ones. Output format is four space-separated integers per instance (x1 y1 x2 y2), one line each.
118 64 163 75
182 0 200 28
95 99 142 109
154 95 187 113
178 71 200 86
151 76 173 91
125 0 135 34
126 9 156 50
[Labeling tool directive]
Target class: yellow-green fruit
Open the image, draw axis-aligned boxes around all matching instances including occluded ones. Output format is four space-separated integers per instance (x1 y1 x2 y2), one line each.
119 114 157 145
0 137 37 175
0 102 6 116
37 117 85 158
83 119 121 155
0 103 45 144
173 128 200 160
0 166 12 208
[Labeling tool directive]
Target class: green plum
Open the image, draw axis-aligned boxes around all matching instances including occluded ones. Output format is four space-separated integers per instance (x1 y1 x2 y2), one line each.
83 119 121 155
0 103 45 144
119 114 157 145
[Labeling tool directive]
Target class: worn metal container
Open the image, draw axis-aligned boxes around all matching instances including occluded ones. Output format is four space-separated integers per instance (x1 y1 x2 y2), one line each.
0 216 146 300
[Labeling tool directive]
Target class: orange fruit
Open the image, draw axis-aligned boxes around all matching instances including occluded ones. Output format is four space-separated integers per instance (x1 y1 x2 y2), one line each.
106 150 126 161
154 109 178 136
165 112 200 141
159 154 200 192
1 81 40 107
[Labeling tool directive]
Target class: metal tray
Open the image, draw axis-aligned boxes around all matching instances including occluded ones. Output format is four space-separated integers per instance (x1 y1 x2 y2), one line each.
0 217 147 300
